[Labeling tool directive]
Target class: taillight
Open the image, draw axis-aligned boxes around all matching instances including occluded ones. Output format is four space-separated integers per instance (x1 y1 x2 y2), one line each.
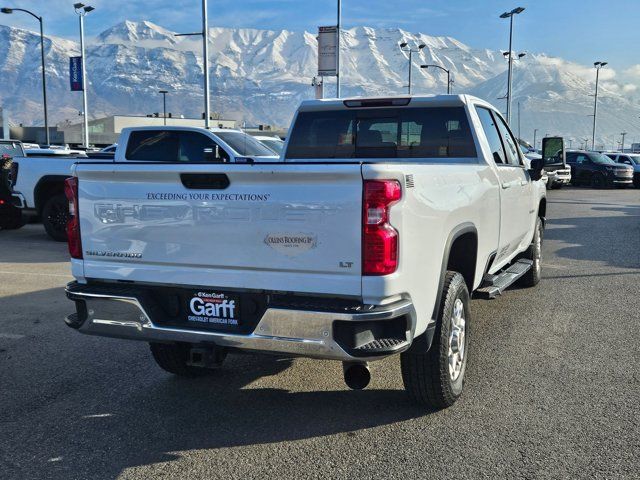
64 177 82 259
363 180 401 275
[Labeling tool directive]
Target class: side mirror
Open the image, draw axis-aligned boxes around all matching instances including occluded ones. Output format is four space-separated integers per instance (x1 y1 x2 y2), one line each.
542 136 565 167
529 157 544 181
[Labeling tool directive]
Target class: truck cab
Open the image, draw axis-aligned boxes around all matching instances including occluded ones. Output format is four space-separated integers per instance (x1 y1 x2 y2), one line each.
115 127 279 163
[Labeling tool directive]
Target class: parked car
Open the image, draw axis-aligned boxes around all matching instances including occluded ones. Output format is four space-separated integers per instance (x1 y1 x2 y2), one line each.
566 150 633 188
0 140 25 230
539 138 571 189
64 95 547 409
254 135 284 155
11 127 278 240
606 153 640 188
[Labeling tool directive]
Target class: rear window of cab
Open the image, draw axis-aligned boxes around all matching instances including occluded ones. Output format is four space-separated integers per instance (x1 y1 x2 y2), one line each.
285 106 477 160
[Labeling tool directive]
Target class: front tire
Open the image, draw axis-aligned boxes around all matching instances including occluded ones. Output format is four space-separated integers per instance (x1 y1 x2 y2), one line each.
401 271 470 409
42 193 69 242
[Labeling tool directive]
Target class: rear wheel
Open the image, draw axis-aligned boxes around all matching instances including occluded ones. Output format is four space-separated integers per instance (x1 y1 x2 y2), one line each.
518 217 543 287
401 271 470 409
149 342 217 378
42 193 69 241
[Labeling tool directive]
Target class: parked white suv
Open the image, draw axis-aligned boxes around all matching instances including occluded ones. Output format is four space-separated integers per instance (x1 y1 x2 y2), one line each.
64 95 548 409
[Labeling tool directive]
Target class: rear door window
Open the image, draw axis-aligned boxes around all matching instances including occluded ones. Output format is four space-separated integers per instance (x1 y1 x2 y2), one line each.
126 130 179 161
476 107 506 165
126 130 227 162
285 106 476 160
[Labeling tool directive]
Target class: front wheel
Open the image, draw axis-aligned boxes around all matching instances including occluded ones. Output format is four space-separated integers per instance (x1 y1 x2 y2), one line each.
401 271 470 409
42 193 69 241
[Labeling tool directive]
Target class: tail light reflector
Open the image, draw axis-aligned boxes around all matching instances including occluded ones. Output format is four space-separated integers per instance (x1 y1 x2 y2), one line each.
64 177 82 259
363 180 401 275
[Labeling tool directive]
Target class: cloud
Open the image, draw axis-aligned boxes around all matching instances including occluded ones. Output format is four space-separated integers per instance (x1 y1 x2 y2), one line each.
623 64 640 79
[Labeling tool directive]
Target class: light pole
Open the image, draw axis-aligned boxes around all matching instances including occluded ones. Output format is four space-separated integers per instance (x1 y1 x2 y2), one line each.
499 7 525 126
158 90 168 125
175 0 211 127
533 128 538 150
399 42 426 94
591 61 607 150
420 64 451 94
336 0 341 97
2 7 49 145
73 3 94 149
620 132 627 152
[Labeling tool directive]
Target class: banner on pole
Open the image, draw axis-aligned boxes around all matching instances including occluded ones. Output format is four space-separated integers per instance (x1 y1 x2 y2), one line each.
70 56 83 91
318 26 337 76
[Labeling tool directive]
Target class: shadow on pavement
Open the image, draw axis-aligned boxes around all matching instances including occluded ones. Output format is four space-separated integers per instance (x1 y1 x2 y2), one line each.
545 203 640 269
0 287 426 480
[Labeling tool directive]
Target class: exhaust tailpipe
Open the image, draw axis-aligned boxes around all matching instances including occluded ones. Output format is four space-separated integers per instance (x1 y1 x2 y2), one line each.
343 362 371 390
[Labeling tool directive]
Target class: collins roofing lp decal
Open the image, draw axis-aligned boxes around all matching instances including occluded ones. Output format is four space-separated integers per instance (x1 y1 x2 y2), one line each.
264 233 317 255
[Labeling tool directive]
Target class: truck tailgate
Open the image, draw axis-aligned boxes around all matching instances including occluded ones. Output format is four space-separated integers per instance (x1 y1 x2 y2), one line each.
75 163 363 297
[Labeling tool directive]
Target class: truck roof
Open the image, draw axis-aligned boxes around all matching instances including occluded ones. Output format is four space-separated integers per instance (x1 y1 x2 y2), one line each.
297 94 488 112
119 126 243 134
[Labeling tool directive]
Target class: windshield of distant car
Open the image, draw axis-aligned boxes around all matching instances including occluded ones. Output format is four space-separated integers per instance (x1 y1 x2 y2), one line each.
588 153 616 165
260 138 284 154
215 132 275 157
0 142 24 158
627 155 640 165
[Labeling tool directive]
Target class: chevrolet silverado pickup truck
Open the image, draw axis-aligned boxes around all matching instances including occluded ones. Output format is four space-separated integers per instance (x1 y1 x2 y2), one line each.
11 126 277 240
64 95 550 409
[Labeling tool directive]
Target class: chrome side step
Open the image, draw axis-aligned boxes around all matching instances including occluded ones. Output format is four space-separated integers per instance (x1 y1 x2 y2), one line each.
476 259 533 299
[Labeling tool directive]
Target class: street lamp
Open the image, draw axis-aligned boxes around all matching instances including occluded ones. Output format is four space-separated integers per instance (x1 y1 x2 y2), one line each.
337 0 342 97
399 42 426 95
174 0 211 127
2 6 50 145
158 90 168 125
533 128 538 150
591 61 607 150
499 6 525 125
73 3 94 149
620 132 627 152
420 64 452 94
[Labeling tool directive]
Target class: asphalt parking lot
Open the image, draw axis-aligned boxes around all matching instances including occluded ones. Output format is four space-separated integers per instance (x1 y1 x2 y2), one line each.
1 187 638 480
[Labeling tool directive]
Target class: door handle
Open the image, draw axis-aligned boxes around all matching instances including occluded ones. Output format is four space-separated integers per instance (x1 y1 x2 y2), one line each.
180 173 230 190
520 180 528 186
501 182 512 189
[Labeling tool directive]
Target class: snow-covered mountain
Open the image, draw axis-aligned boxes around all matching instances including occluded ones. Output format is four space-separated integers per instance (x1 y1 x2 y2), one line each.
0 20 638 146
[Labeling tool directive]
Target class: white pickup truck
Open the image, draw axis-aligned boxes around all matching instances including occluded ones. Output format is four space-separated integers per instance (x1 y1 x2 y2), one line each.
64 95 551 409
11 126 277 240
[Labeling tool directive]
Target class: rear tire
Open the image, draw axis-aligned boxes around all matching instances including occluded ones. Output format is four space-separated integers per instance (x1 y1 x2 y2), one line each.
149 342 215 378
42 193 69 242
519 217 543 287
401 271 470 409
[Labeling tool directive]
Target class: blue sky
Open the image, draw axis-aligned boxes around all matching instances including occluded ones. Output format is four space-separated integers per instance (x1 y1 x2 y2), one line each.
1 0 639 70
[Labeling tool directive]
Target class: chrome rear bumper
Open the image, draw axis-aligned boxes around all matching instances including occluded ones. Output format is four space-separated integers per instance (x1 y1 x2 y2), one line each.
65 283 416 362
